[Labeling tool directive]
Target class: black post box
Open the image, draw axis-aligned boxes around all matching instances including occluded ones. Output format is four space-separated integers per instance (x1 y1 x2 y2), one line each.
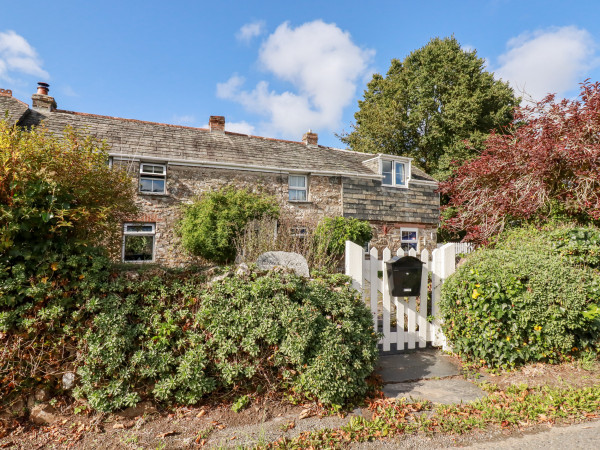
386 255 424 297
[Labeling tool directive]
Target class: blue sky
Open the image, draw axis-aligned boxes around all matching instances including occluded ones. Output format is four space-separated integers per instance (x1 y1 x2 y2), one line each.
2 1 599 147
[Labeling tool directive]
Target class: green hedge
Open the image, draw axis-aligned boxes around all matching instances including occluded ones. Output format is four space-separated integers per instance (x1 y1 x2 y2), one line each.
75 269 378 411
440 226 600 368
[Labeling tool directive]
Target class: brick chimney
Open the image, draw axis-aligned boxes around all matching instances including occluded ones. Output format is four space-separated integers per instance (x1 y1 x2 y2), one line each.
0 88 12 97
209 115 225 133
302 129 318 146
31 82 56 112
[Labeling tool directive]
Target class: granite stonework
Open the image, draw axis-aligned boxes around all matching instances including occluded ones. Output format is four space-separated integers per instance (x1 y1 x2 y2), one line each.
120 163 437 265
1 85 442 267
369 222 438 254
116 160 344 266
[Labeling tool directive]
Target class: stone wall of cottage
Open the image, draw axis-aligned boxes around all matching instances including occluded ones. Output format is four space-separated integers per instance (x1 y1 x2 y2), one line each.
115 160 343 266
114 162 439 266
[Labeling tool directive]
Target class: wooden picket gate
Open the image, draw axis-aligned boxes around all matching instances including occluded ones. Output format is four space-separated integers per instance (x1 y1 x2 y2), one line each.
345 241 456 352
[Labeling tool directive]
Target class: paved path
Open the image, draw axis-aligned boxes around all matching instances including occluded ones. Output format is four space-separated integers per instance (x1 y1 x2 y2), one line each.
377 349 486 405
376 350 599 449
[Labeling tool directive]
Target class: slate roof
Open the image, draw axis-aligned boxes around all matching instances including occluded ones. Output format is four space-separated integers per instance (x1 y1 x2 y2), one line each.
0 91 29 126
1 93 436 182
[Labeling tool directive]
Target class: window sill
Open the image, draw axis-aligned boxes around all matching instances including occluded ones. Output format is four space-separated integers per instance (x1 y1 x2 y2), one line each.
139 192 169 197
381 183 409 189
121 260 156 264
288 200 312 204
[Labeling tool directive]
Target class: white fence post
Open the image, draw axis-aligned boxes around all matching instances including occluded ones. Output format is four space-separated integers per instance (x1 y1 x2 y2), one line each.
369 247 379 333
382 247 392 352
418 249 430 348
345 240 363 292
431 243 456 349
394 248 404 351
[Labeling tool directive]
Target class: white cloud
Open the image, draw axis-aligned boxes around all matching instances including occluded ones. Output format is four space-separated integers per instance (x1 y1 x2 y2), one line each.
218 20 374 139
61 85 78 97
236 21 266 43
172 114 197 126
495 26 597 100
226 120 255 135
0 30 48 81
216 75 245 98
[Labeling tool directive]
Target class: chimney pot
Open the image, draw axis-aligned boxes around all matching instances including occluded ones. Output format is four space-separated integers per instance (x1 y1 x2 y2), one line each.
32 82 56 112
37 82 50 95
209 115 225 133
302 130 318 146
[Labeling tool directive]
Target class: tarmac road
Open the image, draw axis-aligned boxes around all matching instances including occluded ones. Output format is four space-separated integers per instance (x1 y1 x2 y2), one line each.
463 420 600 449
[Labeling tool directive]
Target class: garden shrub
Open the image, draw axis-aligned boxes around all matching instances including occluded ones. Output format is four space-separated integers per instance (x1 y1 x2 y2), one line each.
314 217 373 256
548 226 600 269
75 268 378 412
0 121 136 402
440 226 600 368
179 186 279 263
0 122 136 276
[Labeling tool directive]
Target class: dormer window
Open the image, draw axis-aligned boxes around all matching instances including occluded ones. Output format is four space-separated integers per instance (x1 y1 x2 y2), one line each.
140 163 166 194
382 160 407 187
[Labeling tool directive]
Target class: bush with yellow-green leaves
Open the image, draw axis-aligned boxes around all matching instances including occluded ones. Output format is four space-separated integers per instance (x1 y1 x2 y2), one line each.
440 226 600 368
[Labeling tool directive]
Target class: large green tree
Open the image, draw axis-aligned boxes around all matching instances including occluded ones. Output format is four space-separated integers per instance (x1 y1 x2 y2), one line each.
341 37 518 180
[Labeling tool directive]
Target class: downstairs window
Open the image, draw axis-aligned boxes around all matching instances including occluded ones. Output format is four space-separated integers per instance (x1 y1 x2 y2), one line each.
123 223 156 262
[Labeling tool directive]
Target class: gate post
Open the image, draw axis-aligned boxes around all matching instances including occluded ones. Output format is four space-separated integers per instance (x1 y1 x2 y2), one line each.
345 240 364 292
431 243 456 349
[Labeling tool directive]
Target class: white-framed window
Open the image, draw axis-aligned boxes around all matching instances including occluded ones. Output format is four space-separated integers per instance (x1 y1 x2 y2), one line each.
363 240 371 254
290 226 308 238
290 225 309 250
400 228 418 252
140 163 166 194
382 160 407 187
289 175 308 201
123 223 155 262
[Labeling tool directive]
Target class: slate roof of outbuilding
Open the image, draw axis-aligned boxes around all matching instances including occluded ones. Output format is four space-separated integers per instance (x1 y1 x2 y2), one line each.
1 93 436 182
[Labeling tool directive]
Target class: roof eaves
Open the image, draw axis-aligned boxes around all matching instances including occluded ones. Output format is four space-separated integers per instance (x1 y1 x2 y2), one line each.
110 152 382 180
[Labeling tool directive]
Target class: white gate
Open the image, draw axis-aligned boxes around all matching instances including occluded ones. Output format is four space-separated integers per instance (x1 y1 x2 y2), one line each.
345 241 456 352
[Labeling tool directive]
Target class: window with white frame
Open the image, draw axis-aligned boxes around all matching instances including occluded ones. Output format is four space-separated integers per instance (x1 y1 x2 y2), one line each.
123 223 156 262
139 163 166 194
363 240 371 254
290 226 308 239
381 160 407 187
289 175 307 201
400 228 418 252
290 225 309 251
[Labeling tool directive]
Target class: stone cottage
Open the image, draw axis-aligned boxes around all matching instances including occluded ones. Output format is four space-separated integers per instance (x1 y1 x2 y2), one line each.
1 83 439 265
